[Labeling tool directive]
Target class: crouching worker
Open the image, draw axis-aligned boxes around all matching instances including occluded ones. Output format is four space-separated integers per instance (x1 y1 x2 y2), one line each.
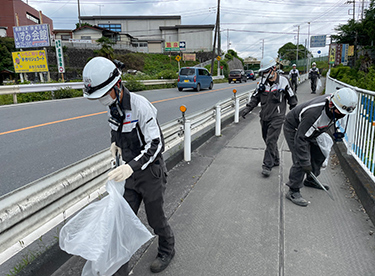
241 56 298 177
283 88 358 207
82 57 175 274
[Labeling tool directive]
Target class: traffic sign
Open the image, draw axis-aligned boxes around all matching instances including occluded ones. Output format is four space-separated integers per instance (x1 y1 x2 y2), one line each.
310 35 326 48
175 55 181 62
216 56 221 61
179 41 186 51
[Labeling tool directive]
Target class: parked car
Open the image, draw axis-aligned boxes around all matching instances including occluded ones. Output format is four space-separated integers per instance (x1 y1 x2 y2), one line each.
228 69 247 83
177 67 213 92
245 70 256 80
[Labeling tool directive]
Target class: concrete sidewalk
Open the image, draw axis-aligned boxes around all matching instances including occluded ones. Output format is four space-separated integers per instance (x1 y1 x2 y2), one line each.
128 80 375 276
49 79 375 276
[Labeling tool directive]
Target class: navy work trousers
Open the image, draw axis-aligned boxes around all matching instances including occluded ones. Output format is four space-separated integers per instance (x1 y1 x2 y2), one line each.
284 123 326 190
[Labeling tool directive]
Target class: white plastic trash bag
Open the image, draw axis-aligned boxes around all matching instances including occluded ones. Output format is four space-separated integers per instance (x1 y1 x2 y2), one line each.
317 78 322 91
59 180 153 276
316 132 334 169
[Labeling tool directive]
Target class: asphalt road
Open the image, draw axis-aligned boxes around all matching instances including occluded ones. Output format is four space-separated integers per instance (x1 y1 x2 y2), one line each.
0 81 257 196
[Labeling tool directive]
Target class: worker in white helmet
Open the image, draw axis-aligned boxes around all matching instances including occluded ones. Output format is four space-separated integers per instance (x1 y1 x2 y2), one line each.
288 64 300 93
241 56 298 177
82 57 175 274
308 62 320 94
283 88 358 206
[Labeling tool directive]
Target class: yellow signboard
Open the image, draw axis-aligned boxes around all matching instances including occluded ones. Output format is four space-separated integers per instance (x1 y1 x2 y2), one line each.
329 45 336 64
175 55 181 62
216 56 221 61
348 45 354 56
12 50 49 73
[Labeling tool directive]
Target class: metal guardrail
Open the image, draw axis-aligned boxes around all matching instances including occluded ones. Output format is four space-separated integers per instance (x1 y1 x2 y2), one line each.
0 90 251 265
326 71 375 182
0 80 177 104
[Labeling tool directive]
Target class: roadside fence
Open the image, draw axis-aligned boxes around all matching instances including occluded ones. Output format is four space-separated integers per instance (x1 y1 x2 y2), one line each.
326 70 375 182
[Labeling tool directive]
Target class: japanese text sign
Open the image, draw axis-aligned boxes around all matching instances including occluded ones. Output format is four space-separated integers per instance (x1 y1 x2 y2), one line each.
12 50 48 73
13 24 50 48
310 35 326 48
55 39 65 73
165 41 179 51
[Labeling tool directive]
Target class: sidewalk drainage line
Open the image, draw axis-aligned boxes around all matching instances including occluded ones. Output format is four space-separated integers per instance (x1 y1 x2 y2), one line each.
279 140 286 276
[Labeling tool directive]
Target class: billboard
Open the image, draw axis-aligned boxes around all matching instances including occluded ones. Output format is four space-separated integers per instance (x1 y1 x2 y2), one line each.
329 44 336 64
341 44 349 65
183 53 196 61
13 24 50 49
165 41 179 51
12 50 48 73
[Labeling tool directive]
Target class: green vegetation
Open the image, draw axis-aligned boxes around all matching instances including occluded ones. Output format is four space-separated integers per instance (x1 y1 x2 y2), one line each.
331 0 375 50
278 42 310 62
94 37 115 60
330 64 375 91
0 37 15 73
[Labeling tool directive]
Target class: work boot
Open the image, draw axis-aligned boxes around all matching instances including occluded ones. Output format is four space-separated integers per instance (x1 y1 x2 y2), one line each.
262 167 271 177
286 189 309 207
304 179 329 190
150 250 175 273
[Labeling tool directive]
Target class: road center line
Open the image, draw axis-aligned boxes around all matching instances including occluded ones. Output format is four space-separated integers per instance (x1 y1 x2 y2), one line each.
0 84 251 136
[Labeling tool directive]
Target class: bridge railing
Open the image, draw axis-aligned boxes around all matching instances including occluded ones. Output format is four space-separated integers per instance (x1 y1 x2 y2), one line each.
326 70 375 182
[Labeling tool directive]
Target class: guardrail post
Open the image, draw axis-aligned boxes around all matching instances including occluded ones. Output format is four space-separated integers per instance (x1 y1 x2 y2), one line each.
233 89 239 123
235 98 239 123
215 104 221 136
184 120 191 161
13 93 18 104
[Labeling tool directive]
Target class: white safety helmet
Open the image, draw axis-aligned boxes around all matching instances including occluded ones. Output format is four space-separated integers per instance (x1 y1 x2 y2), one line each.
292 64 296 67
331 88 358 115
312 62 316 66
259 56 276 73
82 57 122 99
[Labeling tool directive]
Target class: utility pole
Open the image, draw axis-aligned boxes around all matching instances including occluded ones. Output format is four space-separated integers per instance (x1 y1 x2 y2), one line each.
77 0 81 27
227 29 230 52
296 25 300 62
361 0 365 20
261 39 264 59
307 22 310 71
305 39 308 74
210 0 220 75
217 0 221 76
347 0 357 64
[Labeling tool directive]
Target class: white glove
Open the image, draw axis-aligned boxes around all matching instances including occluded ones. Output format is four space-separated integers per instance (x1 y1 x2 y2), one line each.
108 164 134 182
110 142 122 158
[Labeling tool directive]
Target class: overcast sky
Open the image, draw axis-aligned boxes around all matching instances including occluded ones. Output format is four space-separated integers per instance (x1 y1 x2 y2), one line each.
26 0 370 59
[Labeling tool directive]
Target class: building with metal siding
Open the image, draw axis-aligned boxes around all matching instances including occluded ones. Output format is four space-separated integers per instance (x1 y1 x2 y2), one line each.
0 0 53 38
79 15 214 53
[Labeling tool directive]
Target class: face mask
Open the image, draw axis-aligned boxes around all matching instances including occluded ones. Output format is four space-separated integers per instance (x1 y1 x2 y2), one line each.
99 92 116 106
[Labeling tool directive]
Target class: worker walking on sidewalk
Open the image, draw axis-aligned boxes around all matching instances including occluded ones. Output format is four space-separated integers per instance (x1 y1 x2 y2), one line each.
283 88 358 206
241 56 298 177
82 57 175 274
288 64 300 93
308 62 321 94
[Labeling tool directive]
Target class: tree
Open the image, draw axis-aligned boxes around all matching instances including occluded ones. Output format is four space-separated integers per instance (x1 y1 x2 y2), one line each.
94 36 115 60
75 22 92 29
331 0 375 49
277 42 310 62
0 37 16 72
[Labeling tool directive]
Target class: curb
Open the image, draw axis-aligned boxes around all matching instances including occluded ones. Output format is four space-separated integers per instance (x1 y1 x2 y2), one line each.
333 141 375 225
